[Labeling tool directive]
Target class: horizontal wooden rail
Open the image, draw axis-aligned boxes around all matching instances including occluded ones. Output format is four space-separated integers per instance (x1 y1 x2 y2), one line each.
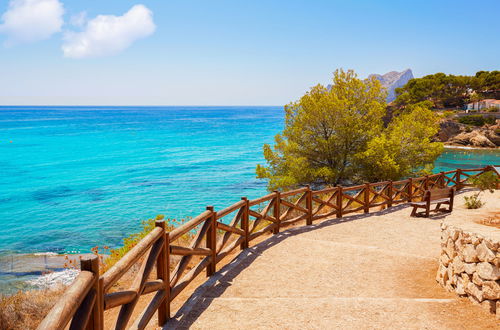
102 227 163 292
169 210 212 242
37 270 95 329
39 166 498 329
249 192 276 206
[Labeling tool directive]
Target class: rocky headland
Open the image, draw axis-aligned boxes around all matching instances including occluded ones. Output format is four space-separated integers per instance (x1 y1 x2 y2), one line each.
437 119 500 148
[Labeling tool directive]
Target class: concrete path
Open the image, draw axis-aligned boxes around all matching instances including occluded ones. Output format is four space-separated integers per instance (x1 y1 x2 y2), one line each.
167 191 499 329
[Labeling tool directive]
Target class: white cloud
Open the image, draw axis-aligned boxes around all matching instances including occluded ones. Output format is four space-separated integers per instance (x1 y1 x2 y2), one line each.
0 0 64 45
62 4 155 59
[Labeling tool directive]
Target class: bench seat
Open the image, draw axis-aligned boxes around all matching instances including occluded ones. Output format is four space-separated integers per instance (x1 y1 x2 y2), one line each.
410 198 450 207
410 187 455 217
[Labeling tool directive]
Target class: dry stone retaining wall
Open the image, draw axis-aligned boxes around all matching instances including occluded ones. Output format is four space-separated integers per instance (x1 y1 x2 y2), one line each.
438 221 500 318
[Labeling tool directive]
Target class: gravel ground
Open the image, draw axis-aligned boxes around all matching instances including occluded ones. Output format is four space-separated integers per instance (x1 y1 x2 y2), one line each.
165 190 500 330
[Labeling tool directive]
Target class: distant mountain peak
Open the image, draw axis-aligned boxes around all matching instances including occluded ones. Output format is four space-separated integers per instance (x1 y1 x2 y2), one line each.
368 69 414 103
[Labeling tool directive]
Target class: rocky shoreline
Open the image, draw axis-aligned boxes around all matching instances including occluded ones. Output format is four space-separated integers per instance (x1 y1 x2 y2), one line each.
437 119 500 148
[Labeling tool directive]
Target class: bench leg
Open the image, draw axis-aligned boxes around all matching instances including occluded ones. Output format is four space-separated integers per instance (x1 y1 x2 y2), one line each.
411 206 418 217
435 203 441 211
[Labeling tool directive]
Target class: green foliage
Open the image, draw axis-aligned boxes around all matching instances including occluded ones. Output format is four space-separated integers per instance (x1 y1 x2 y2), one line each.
442 110 455 118
485 106 499 113
464 194 484 209
394 73 474 108
464 171 499 209
357 106 443 182
256 69 386 190
458 115 496 126
98 215 190 272
257 69 443 190
394 71 500 108
468 171 499 193
474 71 500 99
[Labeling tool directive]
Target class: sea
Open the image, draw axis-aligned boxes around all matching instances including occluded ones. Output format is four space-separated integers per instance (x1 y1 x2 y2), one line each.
0 106 498 292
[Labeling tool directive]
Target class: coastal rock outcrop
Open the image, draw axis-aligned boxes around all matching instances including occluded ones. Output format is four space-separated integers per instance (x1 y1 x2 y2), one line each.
437 119 500 148
449 131 497 148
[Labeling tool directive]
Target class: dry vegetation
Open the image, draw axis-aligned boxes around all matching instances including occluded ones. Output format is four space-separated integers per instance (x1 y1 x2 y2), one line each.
0 287 64 330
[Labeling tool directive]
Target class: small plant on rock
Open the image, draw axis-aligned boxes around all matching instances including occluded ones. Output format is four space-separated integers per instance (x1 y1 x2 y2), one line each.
464 171 499 209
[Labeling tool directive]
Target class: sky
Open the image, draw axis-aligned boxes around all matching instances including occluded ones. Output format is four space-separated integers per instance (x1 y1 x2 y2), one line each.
0 0 499 106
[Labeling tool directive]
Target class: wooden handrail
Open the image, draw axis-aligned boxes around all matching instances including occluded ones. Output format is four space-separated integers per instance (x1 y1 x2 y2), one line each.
37 271 95 329
169 210 211 242
39 166 497 329
102 227 163 292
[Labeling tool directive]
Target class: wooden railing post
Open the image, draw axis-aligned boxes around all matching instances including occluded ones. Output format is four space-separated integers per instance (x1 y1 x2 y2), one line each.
241 197 249 249
363 183 370 213
273 191 281 234
206 206 216 276
80 255 102 330
456 169 462 189
440 171 445 188
155 220 169 325
336 186 343 218
387 180 393 208
408 178 413 202
306 185 313 225
424 175 429 191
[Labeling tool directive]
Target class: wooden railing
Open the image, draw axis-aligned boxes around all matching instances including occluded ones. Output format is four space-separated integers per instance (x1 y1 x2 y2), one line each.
37 166 498 329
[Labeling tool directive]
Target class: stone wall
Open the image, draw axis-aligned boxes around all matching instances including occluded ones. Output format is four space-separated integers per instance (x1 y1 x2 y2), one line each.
437 220 500 318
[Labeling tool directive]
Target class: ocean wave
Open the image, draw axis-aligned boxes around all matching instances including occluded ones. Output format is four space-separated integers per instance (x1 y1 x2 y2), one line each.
26 268 79 289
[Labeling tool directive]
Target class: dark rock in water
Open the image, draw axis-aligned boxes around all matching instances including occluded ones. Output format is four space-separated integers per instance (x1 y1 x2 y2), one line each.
368 69 414 103
32 186 74 204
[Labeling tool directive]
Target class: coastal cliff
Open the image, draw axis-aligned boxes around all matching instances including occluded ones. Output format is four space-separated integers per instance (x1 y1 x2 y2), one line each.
437 119 500 148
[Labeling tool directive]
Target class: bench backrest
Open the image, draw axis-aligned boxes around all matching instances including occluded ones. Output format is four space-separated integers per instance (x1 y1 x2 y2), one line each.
427 187 454 200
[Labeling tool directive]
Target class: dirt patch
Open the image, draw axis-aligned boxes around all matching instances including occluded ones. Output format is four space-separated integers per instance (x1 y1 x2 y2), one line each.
474 211 500 228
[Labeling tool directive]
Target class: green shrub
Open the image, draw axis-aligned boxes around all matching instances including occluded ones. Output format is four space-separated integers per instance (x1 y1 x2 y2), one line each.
484 115 496 125
90 215 192 273
485 106 499 113
442 110 455 118
464 194 483 209
458 114 496 126
464 171 499 209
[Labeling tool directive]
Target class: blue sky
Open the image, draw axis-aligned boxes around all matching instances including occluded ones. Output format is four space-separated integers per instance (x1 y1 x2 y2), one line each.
0 0 499 105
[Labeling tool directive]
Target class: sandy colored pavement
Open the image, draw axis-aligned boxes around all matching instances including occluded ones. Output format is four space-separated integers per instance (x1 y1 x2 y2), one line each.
164 190 500 329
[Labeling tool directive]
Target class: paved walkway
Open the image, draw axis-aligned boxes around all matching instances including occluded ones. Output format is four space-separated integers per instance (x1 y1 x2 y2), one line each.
166 191 499 329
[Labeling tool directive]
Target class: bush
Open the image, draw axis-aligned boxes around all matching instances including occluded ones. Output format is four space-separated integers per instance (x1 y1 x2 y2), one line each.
91 215 192 273
464 171 499 209
485 106 499 113
464 194 484 209
458 114 496 126
442 110 455 118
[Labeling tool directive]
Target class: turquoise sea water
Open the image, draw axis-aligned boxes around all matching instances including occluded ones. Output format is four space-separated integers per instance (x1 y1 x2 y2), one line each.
0 106 499 257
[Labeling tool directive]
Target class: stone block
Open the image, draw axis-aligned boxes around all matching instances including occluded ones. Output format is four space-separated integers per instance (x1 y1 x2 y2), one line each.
446 238 457 258
456 278 466 295
465 282 483 302
452 256 465 274
472 272 484 286
477 262 500 281
440 253 450 267
463 244 479 263
482 281 500 300
463 263 476 275
476 241 496 262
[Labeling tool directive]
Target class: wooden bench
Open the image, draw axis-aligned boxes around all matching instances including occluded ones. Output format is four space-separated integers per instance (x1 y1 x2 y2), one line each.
410 187 455 217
